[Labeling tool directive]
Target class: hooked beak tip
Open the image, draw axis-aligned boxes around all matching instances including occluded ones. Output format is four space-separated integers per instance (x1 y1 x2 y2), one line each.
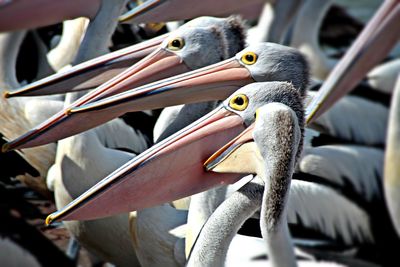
3 91 11 99
203 152 223 172
45 214 54 226
203 158 215 171
1 143 10 153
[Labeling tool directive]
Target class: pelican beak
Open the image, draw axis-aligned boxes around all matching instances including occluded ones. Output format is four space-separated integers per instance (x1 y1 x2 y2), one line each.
119 0 167 23
204 122 259 174
119 0 264 24
306 0 400 123
4 34 167 98
45 107 245 222
4 57 252 151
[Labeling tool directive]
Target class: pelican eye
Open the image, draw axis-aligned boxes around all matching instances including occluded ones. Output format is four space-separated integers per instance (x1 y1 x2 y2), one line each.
241 52 257 65
167 37 185 51
229 94 249 111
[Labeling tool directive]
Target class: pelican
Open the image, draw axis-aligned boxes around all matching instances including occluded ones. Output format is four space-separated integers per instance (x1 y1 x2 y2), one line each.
384 74 400 236
196 97 369 266
4 42 309 151
185 83 381 259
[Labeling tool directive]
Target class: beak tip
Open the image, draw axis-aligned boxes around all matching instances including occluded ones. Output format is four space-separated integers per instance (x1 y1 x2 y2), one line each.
1 143 10 153
45 214 55 226
118 11 135 23
3 91 11 99
118 16 129 23
203 158 216 172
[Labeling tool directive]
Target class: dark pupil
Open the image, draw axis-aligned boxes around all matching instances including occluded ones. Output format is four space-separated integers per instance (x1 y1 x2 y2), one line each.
172 39 181 47
245 54 254 62
234 97 244 106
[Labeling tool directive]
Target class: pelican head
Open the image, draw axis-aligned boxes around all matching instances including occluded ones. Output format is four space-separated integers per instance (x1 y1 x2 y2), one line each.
205 83 304 174
45 81 303 223
205 102 304 175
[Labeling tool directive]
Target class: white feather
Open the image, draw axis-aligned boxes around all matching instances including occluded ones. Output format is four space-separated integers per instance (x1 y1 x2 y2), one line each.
309 91 388 146
367 58 400 94
300 145 383 201
131 205 187 267
287 180 373 245
94 118 148 154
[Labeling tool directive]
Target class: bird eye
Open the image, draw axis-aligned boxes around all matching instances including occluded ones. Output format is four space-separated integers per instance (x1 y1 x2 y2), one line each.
229 94 249 111
167 37 185 51
241 52 257 65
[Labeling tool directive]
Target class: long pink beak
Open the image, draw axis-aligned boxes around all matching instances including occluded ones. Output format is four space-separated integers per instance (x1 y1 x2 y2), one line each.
45 107 245 223
4 34 167 97
4 58 252 151
306 0 400 123
0 0 101 32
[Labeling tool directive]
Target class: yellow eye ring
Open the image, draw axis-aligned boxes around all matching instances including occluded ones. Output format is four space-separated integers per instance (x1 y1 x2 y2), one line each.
241 52 257 65
167 37 185 51
229 94 249 111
